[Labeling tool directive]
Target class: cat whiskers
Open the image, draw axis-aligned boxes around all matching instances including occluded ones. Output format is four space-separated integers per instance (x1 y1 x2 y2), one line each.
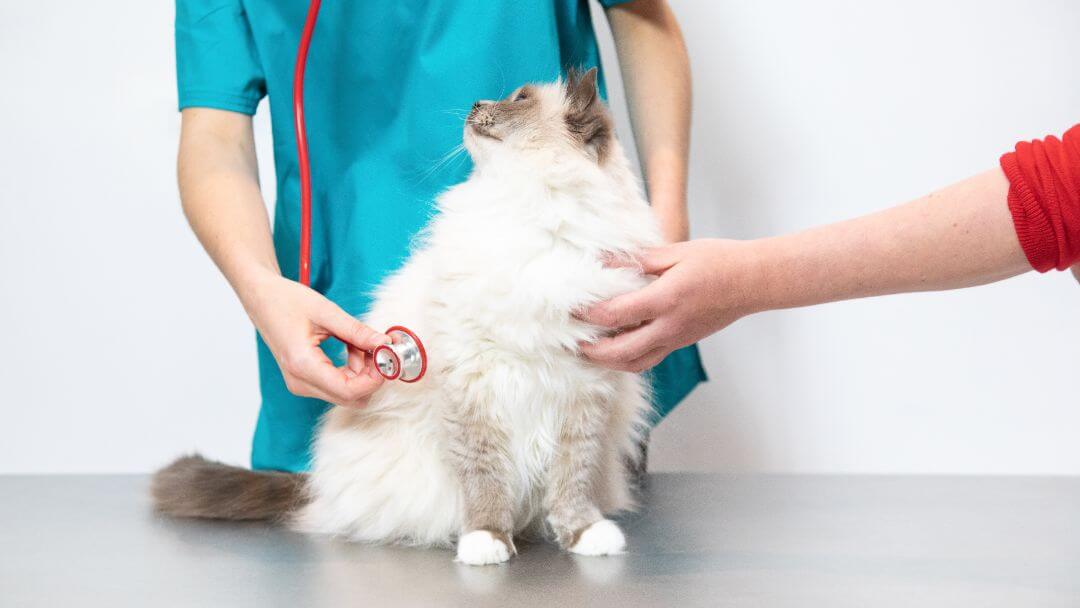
417 142 468 183
442 103 480 119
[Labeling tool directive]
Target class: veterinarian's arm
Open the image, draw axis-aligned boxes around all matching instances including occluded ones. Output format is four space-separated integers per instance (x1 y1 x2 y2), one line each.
606 0 692 243
178 108 389 407
582 169 1039 371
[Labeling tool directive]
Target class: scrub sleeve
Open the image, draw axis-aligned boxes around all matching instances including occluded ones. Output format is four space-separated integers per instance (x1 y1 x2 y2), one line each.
176 0 266 115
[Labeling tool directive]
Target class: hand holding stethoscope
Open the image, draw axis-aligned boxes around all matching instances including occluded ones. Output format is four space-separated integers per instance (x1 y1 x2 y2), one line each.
243 273 394 408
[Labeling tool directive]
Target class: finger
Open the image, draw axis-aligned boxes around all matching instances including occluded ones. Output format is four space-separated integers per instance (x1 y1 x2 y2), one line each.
295 348 384 404
579 320 671 368
347 345 385 381
315 304 390 352
622 346 671 373
337 371 385 405
598 250 637 269
580 278 671 329
583 341 668 373
282 375 340 405
1072 263 1079 284
596 347 669 375
346 344 366 377
599 243 683 274
635 243 685 275
290 375 378 409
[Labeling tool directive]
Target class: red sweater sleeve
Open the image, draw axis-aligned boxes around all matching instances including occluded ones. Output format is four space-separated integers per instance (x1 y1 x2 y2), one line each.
999 124 1080 272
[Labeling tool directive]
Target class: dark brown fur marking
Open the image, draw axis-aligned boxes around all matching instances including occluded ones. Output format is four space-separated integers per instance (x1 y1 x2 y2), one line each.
444 402 516 542
485 529 518 555
564 67 614 163
567 523 592 551
544 396 609 549
150 454 306 522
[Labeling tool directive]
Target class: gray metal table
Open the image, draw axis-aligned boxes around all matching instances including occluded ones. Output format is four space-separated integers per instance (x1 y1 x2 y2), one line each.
1 474 1077 607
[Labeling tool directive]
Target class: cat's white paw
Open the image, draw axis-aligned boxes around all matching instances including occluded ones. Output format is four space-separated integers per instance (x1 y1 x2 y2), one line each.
569 519 626 556
456 530 512 566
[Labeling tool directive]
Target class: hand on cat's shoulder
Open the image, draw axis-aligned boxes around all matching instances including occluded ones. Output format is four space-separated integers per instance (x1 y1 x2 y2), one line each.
579 239 760 372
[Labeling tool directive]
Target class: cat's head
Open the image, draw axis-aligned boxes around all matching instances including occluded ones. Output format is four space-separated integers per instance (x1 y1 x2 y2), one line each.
464 67 613 167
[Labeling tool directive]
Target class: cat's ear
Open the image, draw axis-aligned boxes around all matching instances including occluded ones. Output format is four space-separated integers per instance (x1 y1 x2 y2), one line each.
565 67 611 162
566 67 599 114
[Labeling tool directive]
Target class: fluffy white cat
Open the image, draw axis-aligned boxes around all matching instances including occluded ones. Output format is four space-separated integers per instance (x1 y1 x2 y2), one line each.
153 68 662 566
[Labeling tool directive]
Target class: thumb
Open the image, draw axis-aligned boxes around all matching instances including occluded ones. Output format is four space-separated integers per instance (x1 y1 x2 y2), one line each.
1072 263 1079 284
315 302 390 352
581 277 670 330
636 243 685 276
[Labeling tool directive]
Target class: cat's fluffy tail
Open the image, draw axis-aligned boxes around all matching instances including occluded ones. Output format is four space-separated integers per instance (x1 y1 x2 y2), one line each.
151 454 306 522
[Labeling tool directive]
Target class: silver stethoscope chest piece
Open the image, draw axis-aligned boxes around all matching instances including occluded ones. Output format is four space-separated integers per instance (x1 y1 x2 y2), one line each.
373 326 427 383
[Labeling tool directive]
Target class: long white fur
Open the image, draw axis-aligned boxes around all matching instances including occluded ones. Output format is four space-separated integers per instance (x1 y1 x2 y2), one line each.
295 81 660 548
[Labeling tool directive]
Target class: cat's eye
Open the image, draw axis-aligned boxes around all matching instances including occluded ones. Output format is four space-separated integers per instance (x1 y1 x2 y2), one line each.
513 89 529 102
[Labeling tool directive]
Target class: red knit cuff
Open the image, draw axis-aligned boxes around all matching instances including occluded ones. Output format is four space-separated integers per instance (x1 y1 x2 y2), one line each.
1000 151 1058 272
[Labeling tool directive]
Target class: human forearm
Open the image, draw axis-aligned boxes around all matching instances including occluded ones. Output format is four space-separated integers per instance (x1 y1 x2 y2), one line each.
581 169 1032 372
178 108 280 309
177 108 388 406
582 125 1080 372
607 0 691 242
746 169 1031 313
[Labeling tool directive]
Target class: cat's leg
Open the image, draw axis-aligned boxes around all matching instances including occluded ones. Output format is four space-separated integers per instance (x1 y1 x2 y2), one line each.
545 396 627 556
598 372 651 513
445 398 516 565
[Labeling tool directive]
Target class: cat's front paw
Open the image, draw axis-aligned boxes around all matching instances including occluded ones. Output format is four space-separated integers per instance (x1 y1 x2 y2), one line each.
456 530 513 566
568 519 626 556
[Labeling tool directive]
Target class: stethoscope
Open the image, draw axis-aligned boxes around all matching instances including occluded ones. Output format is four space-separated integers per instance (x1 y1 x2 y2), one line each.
293 0 427 383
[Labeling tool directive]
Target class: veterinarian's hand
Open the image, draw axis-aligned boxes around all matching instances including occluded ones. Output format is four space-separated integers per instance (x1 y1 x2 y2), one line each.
580 239 757 372
243 273 390 407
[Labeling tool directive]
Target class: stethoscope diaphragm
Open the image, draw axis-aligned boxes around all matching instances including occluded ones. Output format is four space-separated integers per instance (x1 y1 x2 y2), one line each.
373 326 427 383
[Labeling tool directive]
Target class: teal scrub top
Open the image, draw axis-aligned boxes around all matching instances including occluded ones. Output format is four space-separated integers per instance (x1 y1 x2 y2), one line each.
176 0 706 472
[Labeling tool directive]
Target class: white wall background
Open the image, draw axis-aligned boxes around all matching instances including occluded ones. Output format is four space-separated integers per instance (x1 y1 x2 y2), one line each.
0 1 1077 475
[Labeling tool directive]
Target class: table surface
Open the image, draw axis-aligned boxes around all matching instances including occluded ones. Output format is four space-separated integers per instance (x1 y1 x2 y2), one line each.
1 473 1078 607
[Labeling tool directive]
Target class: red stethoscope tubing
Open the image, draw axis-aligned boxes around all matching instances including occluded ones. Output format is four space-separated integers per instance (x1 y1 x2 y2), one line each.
293 0 323 287
291 2 427 384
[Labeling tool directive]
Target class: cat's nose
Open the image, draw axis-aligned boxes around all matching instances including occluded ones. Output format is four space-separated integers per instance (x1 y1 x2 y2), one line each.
468 101 492 121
